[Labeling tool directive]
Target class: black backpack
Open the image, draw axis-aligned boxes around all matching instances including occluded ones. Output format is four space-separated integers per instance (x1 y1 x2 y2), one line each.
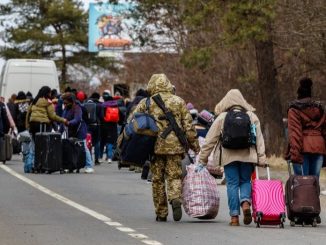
221 109 252 149
84 100 97 124
78 104 90 125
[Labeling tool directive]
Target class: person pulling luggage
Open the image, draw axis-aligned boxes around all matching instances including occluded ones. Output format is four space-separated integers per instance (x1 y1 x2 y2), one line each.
285 77 325 178
25 86 67 173
198 89 267 226
61 93 94 174
133 74 200 222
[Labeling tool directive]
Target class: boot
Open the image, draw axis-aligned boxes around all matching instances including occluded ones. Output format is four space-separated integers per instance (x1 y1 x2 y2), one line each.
171 199 182 222
241 201 252 225
229 216 240 226
156 216 167 222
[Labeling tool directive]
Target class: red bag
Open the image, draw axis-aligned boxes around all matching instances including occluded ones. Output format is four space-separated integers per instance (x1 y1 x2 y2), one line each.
104 107 119 123
86 133 92 152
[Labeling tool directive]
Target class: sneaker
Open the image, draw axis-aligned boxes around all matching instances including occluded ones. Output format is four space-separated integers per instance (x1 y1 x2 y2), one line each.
84 168 94 174
171 199 182 222
94 159 101 165
107 159 112 164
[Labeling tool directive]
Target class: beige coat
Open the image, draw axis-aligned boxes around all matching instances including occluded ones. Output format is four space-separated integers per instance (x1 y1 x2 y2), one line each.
198 89 267 167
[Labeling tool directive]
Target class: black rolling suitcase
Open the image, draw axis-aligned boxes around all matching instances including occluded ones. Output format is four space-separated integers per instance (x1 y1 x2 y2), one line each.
34 125 62 174
0 134 13 163
0 137 6 163
62 138 86 173
285 161 321 227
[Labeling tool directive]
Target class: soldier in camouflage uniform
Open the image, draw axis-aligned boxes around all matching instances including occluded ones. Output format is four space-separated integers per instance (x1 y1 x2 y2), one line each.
134 74 200 222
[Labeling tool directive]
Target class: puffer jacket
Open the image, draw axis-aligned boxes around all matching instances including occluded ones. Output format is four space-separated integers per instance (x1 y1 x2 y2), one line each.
287 98 326 164
26 98 65 129
199 89 267 167
134 74 199 155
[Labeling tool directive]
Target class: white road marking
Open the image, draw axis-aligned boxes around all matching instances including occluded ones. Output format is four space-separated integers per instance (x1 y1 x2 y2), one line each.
0 164 162 245
142 240 163 245
129 233 149 239
116 227 136 232
105 221 122 226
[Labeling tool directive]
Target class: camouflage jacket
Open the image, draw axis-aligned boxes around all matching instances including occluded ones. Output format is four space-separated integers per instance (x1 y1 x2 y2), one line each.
134 74 199 155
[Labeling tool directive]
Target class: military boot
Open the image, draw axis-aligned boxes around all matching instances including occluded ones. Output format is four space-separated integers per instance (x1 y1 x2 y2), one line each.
171 199 182 222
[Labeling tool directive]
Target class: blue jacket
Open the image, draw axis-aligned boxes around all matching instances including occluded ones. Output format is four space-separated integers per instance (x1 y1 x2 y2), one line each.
62 104 87 140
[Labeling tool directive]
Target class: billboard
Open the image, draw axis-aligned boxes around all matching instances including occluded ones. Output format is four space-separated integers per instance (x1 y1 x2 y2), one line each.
88 2 133 53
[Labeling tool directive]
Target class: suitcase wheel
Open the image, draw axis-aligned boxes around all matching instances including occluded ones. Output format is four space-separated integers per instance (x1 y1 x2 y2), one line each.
256 212 263 228
312 218 318 227
290 221 295 227
279 213 286 229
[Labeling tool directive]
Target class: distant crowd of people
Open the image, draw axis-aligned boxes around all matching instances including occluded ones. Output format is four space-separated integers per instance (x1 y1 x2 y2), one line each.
0 74 325 226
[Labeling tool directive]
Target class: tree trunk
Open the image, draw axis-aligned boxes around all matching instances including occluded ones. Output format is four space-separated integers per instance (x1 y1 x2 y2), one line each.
255 38 285 156
61 45 67 83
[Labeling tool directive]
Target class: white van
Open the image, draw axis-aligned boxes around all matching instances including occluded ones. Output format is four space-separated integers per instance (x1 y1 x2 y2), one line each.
0 59 60 101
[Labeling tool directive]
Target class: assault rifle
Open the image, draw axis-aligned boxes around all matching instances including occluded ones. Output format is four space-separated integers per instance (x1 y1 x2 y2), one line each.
152 94 190 151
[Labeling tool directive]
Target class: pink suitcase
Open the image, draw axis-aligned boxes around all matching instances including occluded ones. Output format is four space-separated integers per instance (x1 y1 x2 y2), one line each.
252 165 286 228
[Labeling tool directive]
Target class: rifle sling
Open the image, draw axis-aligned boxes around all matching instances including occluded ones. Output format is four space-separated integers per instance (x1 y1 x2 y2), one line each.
152 94 188 150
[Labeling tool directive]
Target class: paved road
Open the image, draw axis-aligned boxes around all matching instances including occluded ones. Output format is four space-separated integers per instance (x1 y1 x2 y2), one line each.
0 155 325 245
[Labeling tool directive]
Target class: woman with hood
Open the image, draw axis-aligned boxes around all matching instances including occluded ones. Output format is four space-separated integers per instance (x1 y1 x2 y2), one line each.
286 78 325 178
25 86 67 173
198 89 267 226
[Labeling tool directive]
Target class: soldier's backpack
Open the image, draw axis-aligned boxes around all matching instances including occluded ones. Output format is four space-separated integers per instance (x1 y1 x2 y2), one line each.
221 108 252 149
84 100 97 124
120 99 158 166
103 107 120 123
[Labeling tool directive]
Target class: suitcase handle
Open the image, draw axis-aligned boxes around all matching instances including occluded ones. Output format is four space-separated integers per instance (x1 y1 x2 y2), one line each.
39 123 47 133
255 164 270 180
287 160 303 176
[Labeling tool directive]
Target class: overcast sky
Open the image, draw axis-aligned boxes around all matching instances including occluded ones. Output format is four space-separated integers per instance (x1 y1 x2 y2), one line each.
0 0 93 71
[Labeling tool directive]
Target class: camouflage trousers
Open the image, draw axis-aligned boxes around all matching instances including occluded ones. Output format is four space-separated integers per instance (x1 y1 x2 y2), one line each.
150 154 183 218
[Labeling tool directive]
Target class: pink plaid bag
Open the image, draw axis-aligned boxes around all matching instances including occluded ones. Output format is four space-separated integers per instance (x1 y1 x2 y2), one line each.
182 164 220 219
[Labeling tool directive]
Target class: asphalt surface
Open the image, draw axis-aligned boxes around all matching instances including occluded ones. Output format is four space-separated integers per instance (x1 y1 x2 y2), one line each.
0 155 325 245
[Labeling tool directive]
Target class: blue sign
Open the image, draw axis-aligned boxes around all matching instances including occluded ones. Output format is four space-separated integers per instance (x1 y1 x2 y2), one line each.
88 2 134 53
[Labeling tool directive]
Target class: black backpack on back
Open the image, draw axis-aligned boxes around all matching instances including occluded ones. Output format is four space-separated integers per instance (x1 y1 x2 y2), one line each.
221 109 252 149
84 100 97 124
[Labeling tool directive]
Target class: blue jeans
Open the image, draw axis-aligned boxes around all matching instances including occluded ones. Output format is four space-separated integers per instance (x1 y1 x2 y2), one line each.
293 154 323 179
24 140 34 173
106 143 115 160
83 139 93 169
224 161 253 216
